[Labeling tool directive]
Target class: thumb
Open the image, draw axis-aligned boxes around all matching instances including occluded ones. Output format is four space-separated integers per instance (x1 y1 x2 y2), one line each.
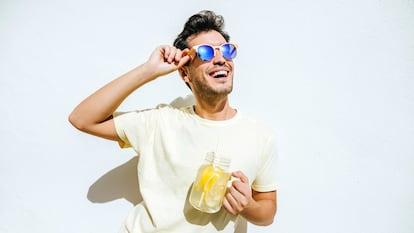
232 171 249 184
177 55 191 68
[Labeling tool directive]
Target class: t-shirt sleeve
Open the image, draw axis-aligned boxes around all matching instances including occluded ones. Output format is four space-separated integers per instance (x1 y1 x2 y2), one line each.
113 111 139 149
251 135 279 192
113 108 159 151
113 105 170 151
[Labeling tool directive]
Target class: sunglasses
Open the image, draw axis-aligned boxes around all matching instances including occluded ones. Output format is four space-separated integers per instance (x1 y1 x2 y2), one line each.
190 43 238 61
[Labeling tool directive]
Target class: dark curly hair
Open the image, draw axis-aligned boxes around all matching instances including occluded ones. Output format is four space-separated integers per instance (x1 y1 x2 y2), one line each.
173 10 230 50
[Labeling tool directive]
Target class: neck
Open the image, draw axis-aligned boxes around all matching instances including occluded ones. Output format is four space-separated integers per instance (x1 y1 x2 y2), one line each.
193 97 236 121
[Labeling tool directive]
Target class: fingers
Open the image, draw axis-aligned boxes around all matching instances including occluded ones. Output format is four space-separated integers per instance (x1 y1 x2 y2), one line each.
177 50 191 68
162 46 191 66
146 46 192 77
162 46 180 64
224 185 251 214
222 171 253 215
232 171 249 185
222 192 237 215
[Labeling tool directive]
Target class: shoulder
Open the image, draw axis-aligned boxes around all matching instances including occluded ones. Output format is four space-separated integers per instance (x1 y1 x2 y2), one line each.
156 104 195 117
115 104 192 117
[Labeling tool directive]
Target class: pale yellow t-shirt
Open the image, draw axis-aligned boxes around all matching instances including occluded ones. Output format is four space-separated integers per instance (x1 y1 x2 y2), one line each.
114 104 278 233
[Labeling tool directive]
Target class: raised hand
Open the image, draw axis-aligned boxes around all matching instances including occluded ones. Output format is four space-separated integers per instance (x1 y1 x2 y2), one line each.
144 45 192 79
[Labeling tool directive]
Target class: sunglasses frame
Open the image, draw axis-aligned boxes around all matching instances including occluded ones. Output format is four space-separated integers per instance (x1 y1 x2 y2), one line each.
190 43 238 61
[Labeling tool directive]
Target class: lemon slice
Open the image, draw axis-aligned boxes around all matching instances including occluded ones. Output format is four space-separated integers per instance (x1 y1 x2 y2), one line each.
205 174 229 208
194 165 214 191
194 165 224 192
203 173 219 192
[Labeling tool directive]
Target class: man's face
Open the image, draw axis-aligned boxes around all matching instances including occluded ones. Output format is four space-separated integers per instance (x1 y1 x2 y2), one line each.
184 30 235 100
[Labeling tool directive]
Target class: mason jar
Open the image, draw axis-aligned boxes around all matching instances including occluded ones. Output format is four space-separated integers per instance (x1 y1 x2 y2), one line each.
189 152 231 213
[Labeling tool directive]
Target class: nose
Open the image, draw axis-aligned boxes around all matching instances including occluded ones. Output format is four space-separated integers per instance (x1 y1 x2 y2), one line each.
212 48 226 64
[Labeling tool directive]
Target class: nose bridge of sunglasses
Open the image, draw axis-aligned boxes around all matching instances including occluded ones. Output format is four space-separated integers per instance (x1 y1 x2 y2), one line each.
213 45 227 58
204 45 225 55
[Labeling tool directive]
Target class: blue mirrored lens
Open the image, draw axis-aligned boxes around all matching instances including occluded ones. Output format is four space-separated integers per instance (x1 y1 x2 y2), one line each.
197 45 215 61
221 44 237 60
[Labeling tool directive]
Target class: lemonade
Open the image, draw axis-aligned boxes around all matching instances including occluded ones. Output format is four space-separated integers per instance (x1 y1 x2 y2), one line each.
189 153 231 213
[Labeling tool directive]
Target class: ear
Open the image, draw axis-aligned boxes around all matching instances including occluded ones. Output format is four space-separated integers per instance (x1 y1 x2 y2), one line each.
178 67 190 82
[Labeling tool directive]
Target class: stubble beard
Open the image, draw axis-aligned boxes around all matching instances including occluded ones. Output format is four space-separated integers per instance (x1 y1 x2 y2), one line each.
192 76 233 102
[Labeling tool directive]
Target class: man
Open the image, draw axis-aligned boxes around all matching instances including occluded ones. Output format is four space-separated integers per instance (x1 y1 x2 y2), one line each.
69 10 278 233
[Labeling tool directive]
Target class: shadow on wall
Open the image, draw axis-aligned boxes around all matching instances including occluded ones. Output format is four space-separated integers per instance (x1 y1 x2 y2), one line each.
87 155 142 205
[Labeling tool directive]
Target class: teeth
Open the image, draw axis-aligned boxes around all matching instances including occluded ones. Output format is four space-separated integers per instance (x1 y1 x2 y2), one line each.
212 70 227 77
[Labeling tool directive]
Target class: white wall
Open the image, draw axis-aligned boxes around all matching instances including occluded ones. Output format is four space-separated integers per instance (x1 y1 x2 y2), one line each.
1 0 413 232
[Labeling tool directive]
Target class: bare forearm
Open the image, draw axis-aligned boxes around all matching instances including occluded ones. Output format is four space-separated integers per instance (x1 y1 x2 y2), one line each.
68 64 155 131
68 45 190 139
240 198 276 226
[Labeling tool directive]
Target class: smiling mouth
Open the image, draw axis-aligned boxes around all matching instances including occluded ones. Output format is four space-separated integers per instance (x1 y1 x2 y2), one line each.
210 70 228 78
